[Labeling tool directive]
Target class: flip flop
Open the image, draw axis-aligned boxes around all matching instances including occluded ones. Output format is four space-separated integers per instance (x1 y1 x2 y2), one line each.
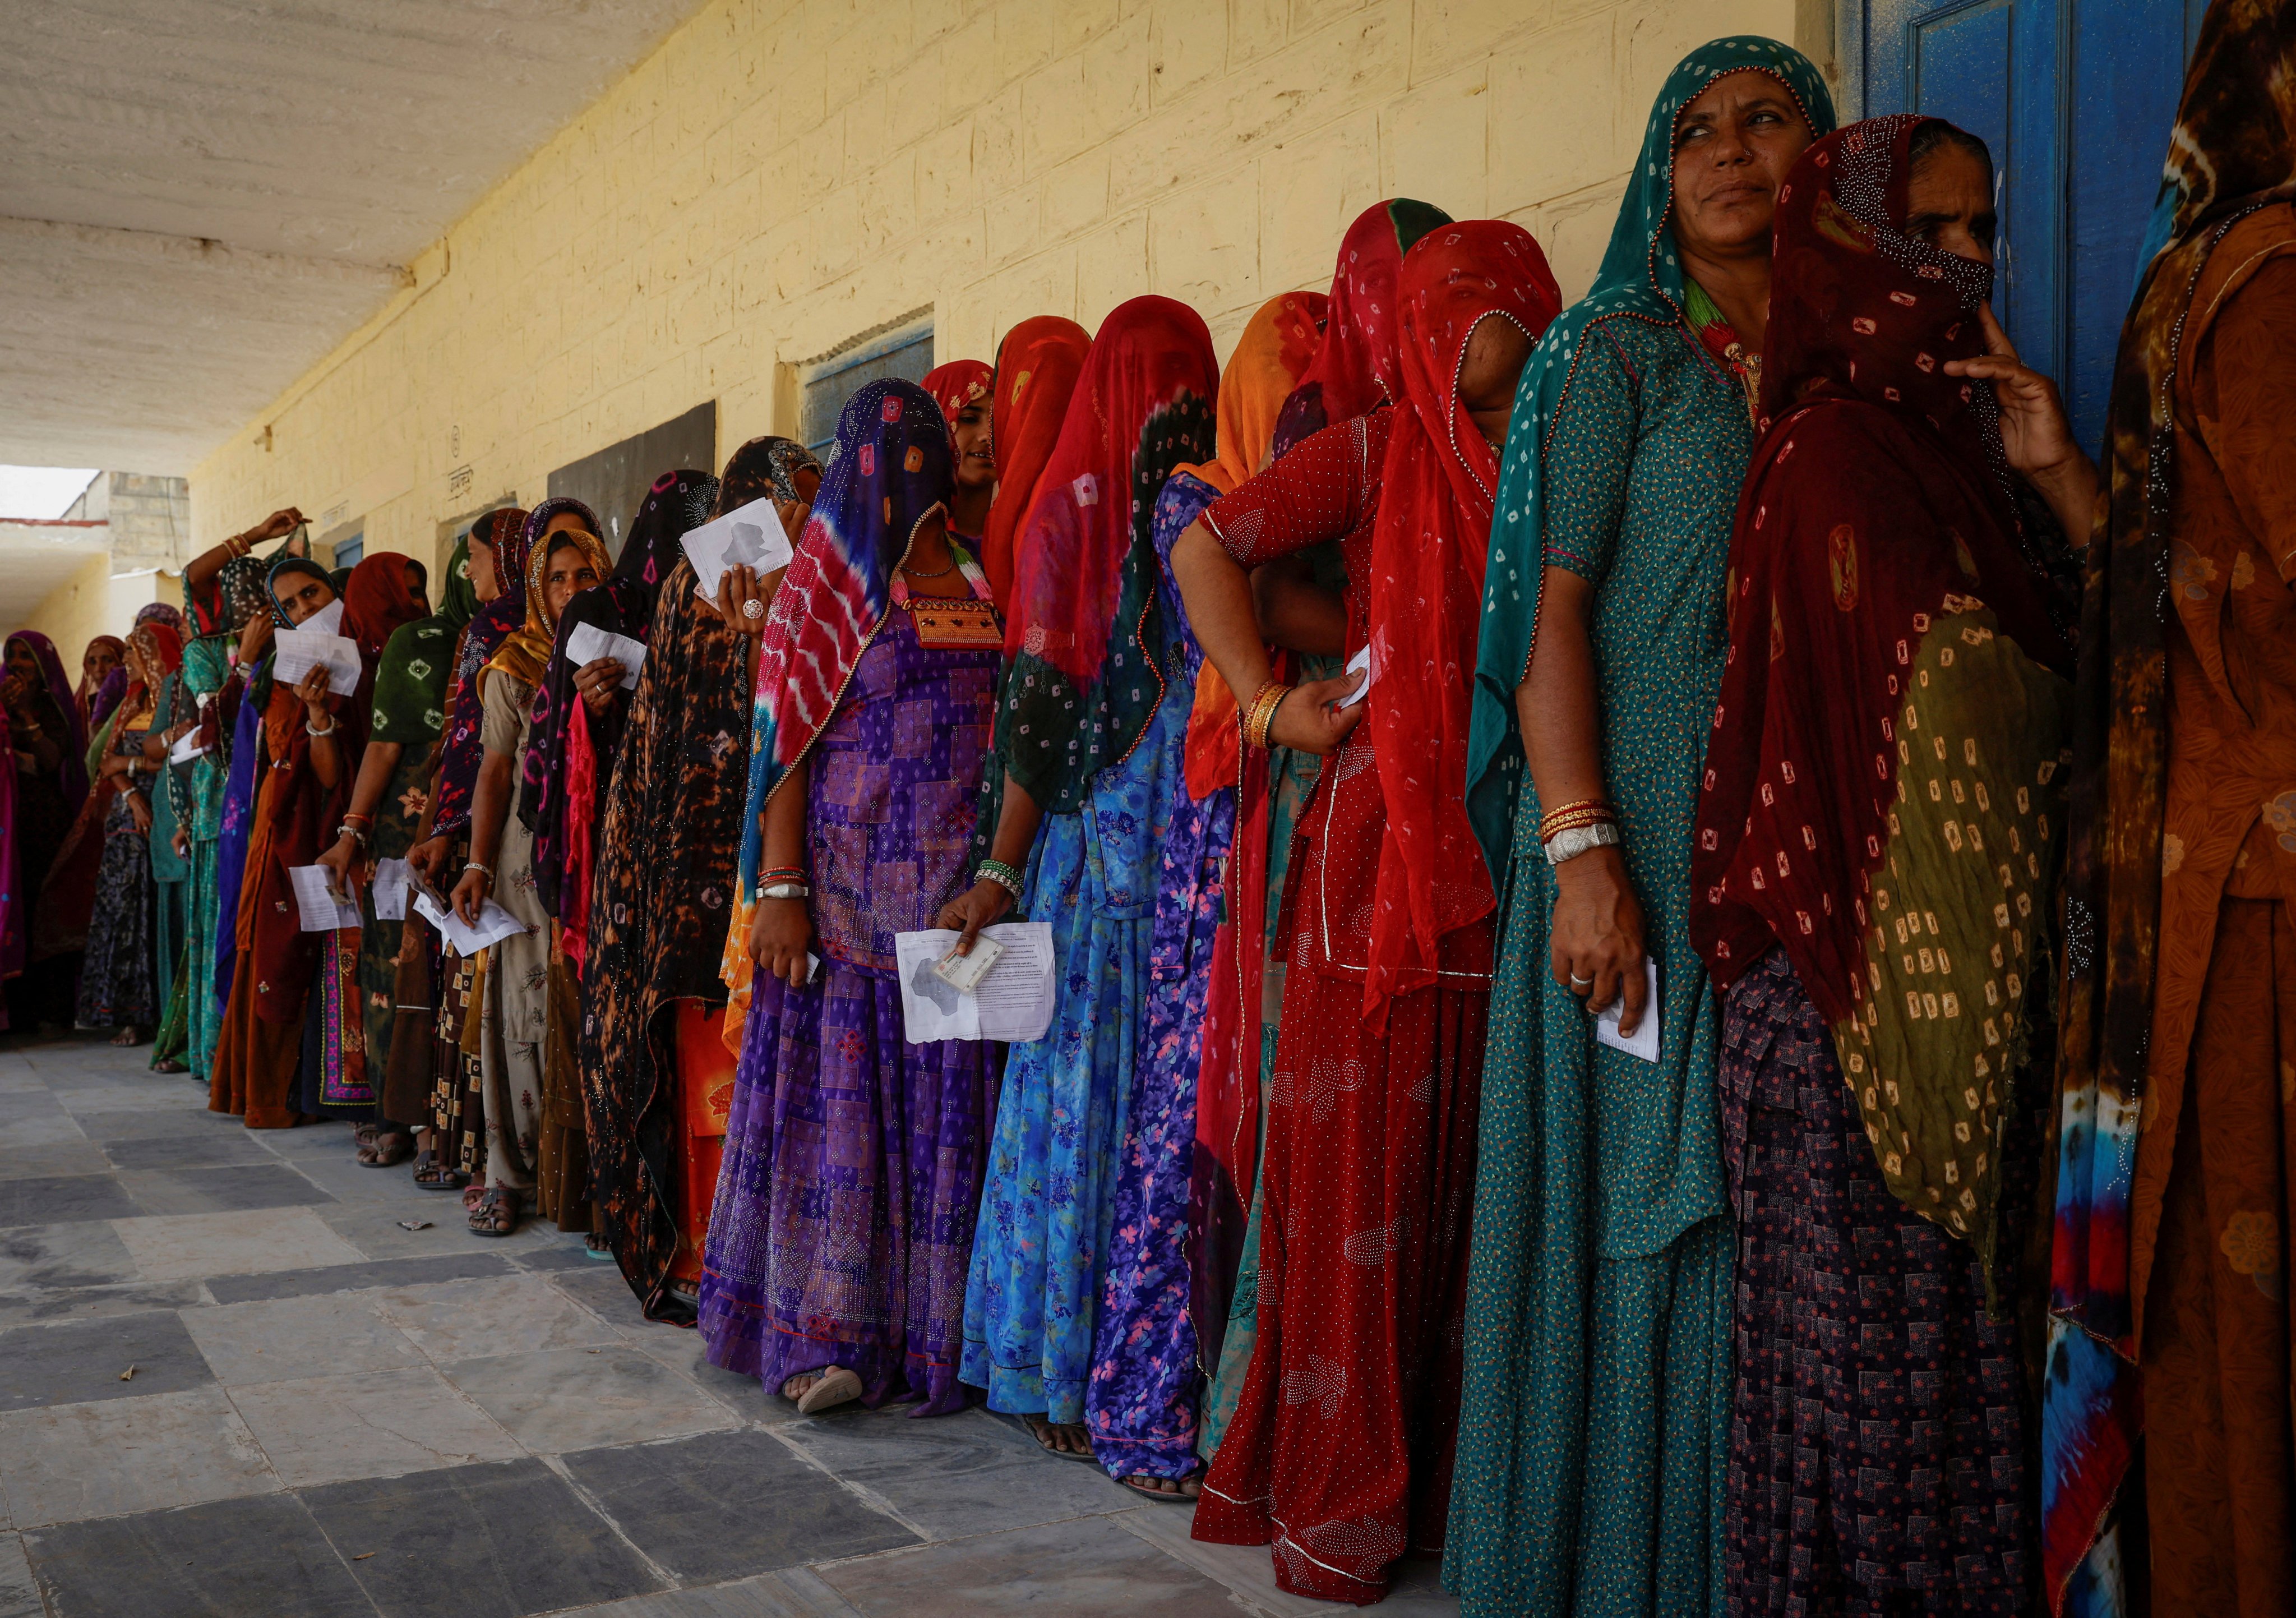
1118 1474 1203 1504
793 1366 864 1415
1019 1414 1100 1463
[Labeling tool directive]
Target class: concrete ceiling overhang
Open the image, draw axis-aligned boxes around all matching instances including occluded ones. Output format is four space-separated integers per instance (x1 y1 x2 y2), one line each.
0 0 711 475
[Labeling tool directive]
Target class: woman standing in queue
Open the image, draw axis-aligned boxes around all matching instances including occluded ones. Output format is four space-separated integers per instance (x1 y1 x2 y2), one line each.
448 501 610 1237
75 619 183 1042
923 360 995 550
1694 114 2089 1616
1449 38 1833 1618
700 379 1002 1416
976 317 1091 611
1176 222 1559 1602
951 296 1218 1460
2 632 87 1035
586 437 818 1314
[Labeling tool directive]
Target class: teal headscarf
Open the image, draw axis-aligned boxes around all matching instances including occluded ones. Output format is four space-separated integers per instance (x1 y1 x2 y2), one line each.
1466 36 1836 879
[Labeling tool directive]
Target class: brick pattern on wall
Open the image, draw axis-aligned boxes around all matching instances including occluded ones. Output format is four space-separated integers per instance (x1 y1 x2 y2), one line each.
192 0 1803 570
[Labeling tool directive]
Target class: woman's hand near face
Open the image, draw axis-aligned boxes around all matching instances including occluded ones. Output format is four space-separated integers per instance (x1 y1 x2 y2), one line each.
1944 303 2100 542
236 614 274 667
572 657 624 713
748 897 815 988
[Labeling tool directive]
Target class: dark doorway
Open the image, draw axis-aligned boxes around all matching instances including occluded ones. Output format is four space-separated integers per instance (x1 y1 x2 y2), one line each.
546 401 718 562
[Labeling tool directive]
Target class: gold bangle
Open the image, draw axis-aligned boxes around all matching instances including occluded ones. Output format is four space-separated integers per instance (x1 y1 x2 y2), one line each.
1537 798 1617 842
1242 680 1292 750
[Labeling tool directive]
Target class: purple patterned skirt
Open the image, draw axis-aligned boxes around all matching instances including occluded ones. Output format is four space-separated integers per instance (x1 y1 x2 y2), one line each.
1720 949 2033 1616
697 961 995 1416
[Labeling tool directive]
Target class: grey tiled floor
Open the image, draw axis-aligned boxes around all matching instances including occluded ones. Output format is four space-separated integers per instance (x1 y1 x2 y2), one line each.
0 1034 1463 1616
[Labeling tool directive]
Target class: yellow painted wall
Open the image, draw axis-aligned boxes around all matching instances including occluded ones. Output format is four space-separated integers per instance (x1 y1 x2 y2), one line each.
17 557 182 667
191 0 1819 566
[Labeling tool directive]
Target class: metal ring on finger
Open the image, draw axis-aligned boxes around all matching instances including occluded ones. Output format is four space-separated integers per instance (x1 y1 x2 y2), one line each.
741 597 765 620
1569 972 1595 989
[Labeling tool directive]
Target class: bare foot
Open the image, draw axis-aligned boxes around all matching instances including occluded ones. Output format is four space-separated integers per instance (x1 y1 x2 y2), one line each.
1022 1416 1094 1458
1122 1473 1202 1499
110 1026 144 1047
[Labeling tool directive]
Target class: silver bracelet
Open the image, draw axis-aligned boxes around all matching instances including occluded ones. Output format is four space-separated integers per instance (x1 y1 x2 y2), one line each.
305 717 336 737
759 881 810 901
1543 820 1620 866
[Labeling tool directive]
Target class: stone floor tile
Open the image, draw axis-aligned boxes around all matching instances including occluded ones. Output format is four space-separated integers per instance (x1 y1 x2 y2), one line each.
180 1290 427 1385
562 1430 917 1582
116 1162 343 1217
230 1366 525 1487
303 1456 664 1617
0 1534 38 1618
439 1344 735 1454
513 1238 615 1272
113 1205 367 1280
285 1151 460 1205
373 1273 616 1361
0 1140 108 1181
102 1130 281 1169
0 1093 70 1126
67 1105 242 1141
625 1325 796 1425
316 1195 556 1259
244 1120 364 1161
814 1516 1233 1617
0 1217 137 1292
0 1279 210 1330
549 1257 656 1329
0 1114 87 1153
0 1173 143 1229
0 1386 279 1525
777 1404 1140 1541
205 1250 514 1304
49 1082 189 1115
20 1490 371 1617
569 1566 868 1617
0 1307 214 1410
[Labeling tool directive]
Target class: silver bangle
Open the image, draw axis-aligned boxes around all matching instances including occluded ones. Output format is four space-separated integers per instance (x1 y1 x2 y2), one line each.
759 881 810 901
305 717 336 737
1544 820 1620 866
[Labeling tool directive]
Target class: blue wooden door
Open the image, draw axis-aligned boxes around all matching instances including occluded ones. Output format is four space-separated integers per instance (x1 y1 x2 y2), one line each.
1847 0 2203 450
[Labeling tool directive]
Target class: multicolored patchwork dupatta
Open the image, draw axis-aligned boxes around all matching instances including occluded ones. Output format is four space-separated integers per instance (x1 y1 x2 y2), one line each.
737 379 956 897
1468 36 1837 884
1268 199 1450 458
2045 4 2296 1611
1690 117 2073 1288
1363 221 1561 1020
980 316 1091 608
994 296 1218 815
431 506 532 837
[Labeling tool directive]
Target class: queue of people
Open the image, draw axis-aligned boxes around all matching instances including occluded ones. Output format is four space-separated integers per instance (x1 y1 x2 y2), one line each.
3 15 2291 1615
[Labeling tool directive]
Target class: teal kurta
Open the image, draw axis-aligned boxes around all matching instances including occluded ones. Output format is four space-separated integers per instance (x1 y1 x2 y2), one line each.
181 633 235 1082
1447 36 1836 1618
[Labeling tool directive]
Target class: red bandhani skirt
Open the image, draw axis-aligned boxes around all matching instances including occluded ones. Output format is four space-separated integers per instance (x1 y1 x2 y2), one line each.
1193 915 1489 1603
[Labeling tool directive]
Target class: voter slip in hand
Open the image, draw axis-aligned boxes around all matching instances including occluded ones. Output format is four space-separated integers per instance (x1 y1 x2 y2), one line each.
272 626 363 697
681 498 793 606
893 923 1056 1044
413 892 529 957
564 621 646 690
168 729 212 764
288 865 361 932
370 857 412 922
1591 957 1660 1063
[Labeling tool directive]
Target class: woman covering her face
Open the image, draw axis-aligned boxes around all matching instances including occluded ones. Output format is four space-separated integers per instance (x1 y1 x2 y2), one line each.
583 439 819 1317
1177 224 1561 1600
1692 114 2080 1616
1450 36 1835 1618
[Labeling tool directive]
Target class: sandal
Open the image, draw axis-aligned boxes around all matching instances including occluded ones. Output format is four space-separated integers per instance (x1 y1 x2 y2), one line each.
1020 1414 1100 1463
411 1150 468 1192
363 1131 414 1168
785 1366 863 1415
468 1188 519 1238
351 1123 381 1164
154 1059 188 1074
1118 1472 1203 1504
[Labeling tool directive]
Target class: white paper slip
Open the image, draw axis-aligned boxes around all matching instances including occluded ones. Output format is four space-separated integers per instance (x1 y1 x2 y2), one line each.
1592 957 1661 1062
1336 641 1376 708
272 626 363 697
681 497 793 606
287 865 362 933
893 922 1057 1044
565 620 646 690
371 858 413 922
413 891 530 957
168 728 211 763
303 598 345 636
